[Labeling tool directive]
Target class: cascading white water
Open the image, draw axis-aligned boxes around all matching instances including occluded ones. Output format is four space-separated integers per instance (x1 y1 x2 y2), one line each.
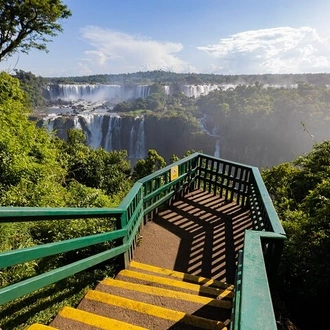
112 116 122 150
128 121 136 157
47 84 153 101
136 85 150 98
47 84 123 101
183 85 220 98
135 116 146 159
128 116 146 159
164 85 170 95
47 83 230 101
42 112 147 160
103 116 122 151
73 116 82 130
81 114 105 149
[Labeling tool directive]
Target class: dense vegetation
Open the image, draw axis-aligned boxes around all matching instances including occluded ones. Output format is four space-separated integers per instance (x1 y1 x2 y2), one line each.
0 72 135 329
13 70 47 107
263 142 330 329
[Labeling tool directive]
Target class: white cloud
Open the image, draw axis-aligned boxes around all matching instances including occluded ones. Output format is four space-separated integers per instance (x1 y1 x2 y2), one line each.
80 26 194 73
198 27 330 74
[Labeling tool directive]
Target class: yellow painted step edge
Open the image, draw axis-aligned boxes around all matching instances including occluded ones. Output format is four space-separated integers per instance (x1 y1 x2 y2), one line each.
27 325 57 330
59 306 148 330
101 278 232 309
130 261 234 291
119 269 234 299
86 290 228 330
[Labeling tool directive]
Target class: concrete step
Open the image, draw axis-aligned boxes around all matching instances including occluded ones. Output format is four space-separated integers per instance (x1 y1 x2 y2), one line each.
129 261 234 291
78 290 229 330
116 269 234 299
96 278 231 321
51 306 148 329
29 261 234 330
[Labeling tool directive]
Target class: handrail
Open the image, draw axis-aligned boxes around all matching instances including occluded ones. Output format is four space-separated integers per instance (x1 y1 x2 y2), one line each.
232 231 286 330
0 244 128 305
0 228 127 268
0 207 123 222
0 152 286 330
249 167 286 235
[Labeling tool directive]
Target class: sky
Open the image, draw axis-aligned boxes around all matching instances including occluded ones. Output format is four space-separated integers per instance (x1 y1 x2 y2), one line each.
1 0 330 77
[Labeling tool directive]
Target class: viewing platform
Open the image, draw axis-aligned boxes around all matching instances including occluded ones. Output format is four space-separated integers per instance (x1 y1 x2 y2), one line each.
0 153 286 329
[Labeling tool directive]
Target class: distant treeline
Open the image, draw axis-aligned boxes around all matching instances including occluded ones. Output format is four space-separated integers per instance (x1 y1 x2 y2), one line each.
42 70 330 86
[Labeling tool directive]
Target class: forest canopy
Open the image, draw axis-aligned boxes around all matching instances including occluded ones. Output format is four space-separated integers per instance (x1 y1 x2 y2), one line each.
262 141 330 328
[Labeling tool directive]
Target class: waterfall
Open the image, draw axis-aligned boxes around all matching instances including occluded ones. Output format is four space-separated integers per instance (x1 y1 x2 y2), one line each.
135 117 146 159
41 112 147 161
136 85 150 98
73 116 82 130
104 116 122 151
128 116 146 159
128 121 136 157
82 114 105 149
112 117 122 150
47 83 228 101
47 84 123 101
164 85 170 95
183 85 220 98
47 84 152 101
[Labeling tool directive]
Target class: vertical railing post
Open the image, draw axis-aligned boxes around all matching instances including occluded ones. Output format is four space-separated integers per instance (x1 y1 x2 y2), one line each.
116 211 129 269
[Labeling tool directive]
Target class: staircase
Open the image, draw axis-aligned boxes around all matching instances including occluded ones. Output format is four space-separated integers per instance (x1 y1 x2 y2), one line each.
28 261 234 330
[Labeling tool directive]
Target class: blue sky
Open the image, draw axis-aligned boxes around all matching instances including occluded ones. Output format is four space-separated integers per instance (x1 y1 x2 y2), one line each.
1 0 330 77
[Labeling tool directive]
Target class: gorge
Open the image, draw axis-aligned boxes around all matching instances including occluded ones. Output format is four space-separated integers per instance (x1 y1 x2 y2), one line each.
32 72 330 169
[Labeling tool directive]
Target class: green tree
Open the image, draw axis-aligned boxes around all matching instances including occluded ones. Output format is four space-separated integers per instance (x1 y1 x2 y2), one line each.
132 149 166 180
0 0 71 61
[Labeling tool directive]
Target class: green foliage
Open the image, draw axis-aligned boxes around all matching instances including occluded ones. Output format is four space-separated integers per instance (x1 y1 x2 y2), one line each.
0 222 36 288
132 149 166 180
62 129 132 201
0 0 71 61
262 141 330 327
14 70 46 107
0 73 133 329
0 72 67 208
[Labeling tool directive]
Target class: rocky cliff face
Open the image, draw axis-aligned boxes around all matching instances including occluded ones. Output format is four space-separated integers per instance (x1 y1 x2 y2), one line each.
37 110 312 168
39 113 215 163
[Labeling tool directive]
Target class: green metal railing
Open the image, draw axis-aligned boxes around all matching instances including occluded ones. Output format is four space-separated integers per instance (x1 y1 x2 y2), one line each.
0 153 286 329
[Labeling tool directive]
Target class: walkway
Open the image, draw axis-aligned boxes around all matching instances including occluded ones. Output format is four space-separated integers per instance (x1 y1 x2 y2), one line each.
134 189 253 284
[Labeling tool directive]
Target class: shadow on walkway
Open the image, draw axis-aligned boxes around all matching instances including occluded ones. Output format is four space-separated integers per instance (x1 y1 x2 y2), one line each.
152 190 252 283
